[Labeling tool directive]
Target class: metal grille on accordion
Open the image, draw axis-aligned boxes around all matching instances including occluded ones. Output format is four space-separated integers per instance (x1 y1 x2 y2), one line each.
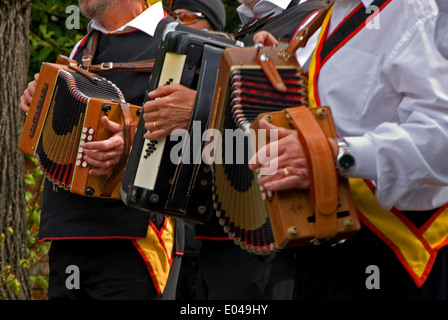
208 45 359 254
19 62 141 199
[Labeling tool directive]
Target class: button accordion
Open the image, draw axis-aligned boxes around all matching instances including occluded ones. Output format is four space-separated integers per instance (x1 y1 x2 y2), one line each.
121 23 243 222
207 45 360 254
18 61 141 199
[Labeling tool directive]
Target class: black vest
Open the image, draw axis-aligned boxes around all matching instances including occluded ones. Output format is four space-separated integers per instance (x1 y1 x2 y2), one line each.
39 17 174 240
235 0 325 46
195 0 326 240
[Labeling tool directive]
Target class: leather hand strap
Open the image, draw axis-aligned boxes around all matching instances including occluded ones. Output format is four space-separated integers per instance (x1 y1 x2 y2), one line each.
285 106 339 239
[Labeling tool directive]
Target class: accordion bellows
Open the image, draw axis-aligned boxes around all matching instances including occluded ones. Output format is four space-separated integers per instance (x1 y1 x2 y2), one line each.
19 62 141 198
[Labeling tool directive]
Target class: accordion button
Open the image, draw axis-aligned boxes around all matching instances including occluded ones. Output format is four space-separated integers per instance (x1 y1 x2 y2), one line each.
81 134 87 140
82 161 88 168
87 135 93 141
88 128 94 134
77 153 82 159
83 127 88 133
76 160 81 166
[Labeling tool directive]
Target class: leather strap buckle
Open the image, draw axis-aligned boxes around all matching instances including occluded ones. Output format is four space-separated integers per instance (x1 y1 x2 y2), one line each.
101 62 114 70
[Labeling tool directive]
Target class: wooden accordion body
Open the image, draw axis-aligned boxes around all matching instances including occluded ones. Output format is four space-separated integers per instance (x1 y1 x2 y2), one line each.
208 45 360 253
18 62 141 199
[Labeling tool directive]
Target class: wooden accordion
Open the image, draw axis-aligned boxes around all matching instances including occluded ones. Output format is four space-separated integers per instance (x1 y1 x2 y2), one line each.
207 45 360 254
18 61 141 199
121 23 242 222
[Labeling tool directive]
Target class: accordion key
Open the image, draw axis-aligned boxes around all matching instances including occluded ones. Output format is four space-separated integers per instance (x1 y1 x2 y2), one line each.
18 62 141 199
207 45 360 254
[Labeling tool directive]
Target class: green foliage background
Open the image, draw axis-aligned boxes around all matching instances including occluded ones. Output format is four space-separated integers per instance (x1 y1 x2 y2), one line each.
29 0 241 79
22 0 241 299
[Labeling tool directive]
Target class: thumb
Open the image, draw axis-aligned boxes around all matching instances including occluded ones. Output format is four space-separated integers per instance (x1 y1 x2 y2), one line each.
258 119 292 141
147 83 183 99
101 116 123 134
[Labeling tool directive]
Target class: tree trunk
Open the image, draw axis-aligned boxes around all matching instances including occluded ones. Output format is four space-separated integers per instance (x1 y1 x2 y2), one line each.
0 0 32 299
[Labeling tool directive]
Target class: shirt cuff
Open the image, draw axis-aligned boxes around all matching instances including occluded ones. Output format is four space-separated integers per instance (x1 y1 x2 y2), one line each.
344 136 377 180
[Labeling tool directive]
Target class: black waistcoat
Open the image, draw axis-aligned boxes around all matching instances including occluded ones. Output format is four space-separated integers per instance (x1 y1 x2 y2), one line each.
235 0 325 46
39 17 174 240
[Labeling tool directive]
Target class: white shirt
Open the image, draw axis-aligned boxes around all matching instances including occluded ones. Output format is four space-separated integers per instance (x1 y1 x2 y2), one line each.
299 0 448 210
70 2 165 58
237 0 308 24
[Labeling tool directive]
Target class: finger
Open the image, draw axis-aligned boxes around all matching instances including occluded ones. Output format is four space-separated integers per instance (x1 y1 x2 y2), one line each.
24 89 33 105
257 119 295 141
27 80 37 98
83 135 123 151
144 119 160 133
257 167 285 186
248 139 281 171
142 109 160 122
253 31 278 46
83 154 117 171
88 167 114 176
144 128 169 140
143 99 162 114
263 175 307 191
147 83 187 99
19 96 30 113
82 147 121 162
84 156 115 176
101 116 123 134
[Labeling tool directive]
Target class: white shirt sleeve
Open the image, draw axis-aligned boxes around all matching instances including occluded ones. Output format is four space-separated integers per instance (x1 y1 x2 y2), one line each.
346 7 448 210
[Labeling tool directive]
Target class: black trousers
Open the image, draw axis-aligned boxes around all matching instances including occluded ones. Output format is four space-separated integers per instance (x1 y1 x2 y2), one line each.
48 239 178 300
197 240 297 300
294 225 448 300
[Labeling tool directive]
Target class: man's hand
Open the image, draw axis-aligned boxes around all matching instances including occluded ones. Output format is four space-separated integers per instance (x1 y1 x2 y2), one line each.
82 116 124 176
249 119 310 191
142 84 196 140
19 73 39 114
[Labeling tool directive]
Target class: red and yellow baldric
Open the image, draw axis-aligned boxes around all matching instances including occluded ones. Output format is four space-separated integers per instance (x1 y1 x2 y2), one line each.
308 0 448 287
132 217 177 294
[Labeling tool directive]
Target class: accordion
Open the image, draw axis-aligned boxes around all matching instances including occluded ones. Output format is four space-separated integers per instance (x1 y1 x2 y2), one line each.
121 23 243 222
207 45 360 254
18 62 141 199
